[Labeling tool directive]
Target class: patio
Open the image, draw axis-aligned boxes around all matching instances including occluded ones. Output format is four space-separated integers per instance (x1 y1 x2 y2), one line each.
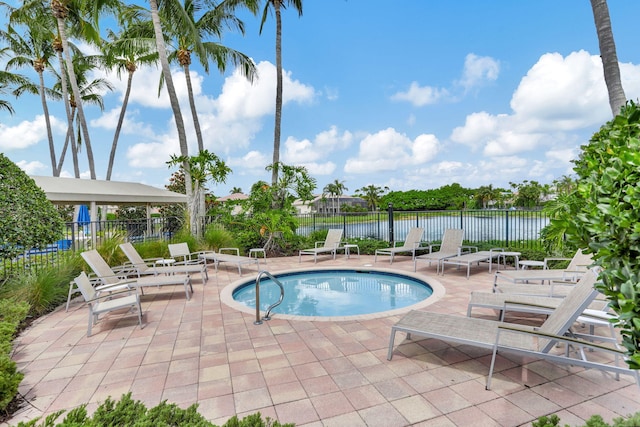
5 255 640 427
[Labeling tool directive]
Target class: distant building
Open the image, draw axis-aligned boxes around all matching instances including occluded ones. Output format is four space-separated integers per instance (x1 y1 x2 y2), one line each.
216 193 248 215
294 195 368 214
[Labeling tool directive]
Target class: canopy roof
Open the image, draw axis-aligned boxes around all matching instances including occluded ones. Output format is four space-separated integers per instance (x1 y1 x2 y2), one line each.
31 176 187 205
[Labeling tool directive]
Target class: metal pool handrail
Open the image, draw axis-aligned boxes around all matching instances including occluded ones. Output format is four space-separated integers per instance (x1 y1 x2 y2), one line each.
254 270 285 325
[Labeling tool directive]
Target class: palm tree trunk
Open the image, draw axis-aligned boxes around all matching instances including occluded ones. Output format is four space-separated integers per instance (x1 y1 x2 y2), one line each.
106 70 133 181
37 70 58 176
590 0 626 115
183 63 204 153
149 0 195 233
271 0 283 186
55 49 78 176
53 14 97 179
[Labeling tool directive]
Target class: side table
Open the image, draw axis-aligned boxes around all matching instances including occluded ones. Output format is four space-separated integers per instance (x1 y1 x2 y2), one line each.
498 251 521 270
343 244 360 259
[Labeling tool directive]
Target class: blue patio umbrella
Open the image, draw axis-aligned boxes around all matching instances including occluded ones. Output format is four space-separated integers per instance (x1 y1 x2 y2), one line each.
77 204 90 234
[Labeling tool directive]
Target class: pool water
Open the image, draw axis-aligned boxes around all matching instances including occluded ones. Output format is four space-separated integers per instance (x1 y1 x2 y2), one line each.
232 269 433 317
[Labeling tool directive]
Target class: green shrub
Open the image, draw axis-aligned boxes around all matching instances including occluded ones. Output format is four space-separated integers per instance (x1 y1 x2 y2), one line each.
203 224 237 251
532 412 640 427
0 353 23 414
14 393 295 426
95 232 127 266
0 267 69 317
570 101 640 367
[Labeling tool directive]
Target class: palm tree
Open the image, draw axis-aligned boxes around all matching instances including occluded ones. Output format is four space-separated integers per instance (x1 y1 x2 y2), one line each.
52 53 114 176
50 0 98 178
0 47 28 115
162 0 257 153
1 23 60 175
590 0 626 116
355 184 388 211
149 0 194 232
101 14 158 180
258 0 303 186
230 187 242 194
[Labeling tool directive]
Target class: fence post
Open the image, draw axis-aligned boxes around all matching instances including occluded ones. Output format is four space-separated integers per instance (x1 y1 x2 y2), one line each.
388 203 394 245
505 210 510 247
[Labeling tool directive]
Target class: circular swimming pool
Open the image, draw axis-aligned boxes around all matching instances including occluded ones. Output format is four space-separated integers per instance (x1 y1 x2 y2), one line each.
222 267 444 321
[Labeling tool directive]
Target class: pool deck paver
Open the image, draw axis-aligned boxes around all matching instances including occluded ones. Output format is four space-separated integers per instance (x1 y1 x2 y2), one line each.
5 255 640 427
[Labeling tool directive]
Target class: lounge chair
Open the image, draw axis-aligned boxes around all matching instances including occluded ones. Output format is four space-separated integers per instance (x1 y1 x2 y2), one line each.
440 247 504 278
374 227 425 264
74 271 143 337
467 283 617 341
81 249 193 300
120 242 208 284
413 228 464 273
387 269 639 389
299 229 344 263
199 248 260 275
493 249 593 295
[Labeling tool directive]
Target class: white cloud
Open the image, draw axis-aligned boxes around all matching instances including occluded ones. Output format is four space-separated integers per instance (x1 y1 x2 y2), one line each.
283 126 353 164
0 115 65 150
123 60 317 169
450 50 640 162
16 160 46 175
344 128 440 174
457 53 500 92
391 82 449 107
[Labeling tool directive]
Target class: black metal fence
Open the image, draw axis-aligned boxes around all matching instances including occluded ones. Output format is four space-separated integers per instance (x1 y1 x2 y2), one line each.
1 209 549 279
295 208 549 249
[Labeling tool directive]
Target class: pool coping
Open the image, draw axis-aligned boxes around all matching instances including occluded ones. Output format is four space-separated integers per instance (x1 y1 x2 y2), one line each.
219 264 446 322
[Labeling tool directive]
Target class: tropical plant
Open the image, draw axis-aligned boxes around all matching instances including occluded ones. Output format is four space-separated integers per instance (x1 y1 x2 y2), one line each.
354 184 388 211
161 0 257 153
52 53 114 175
168 149 232 237
265 161 316 210
1 21 60 175
569 101 640 368
590 0 626 116
202 223 237 250
149 0 193 232
258 0 303 186
322 179 347 214
0 154 64 261
101 8 158 180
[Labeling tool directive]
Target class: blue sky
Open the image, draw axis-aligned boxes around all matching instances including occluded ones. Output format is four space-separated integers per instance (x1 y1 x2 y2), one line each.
2 1 640 197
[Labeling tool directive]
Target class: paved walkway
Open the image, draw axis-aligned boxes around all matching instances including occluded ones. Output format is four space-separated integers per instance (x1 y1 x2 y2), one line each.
5 255 640 426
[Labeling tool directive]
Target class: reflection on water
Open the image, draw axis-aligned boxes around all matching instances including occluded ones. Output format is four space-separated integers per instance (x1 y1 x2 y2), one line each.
233 270 433 317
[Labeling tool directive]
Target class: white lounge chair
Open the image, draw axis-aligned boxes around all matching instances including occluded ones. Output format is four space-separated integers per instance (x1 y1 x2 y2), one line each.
120 242 208 284
374 227 425 264
413 228 464 273
493 248 593 295
440 247 504 278
388 269 639 389
81 249 193 300
74 271 143 337
199 248 260 275
299 229 344 263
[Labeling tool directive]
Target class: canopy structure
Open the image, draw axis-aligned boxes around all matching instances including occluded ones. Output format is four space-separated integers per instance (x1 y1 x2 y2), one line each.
31 176 187 247
30 175 187 205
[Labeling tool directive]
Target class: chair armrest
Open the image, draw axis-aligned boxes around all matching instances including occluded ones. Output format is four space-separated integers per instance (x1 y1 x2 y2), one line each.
220 247 240 256
93 286 139 301
95 278 137 292
462 245 478 253
314 241 324 248
428 243 442 253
